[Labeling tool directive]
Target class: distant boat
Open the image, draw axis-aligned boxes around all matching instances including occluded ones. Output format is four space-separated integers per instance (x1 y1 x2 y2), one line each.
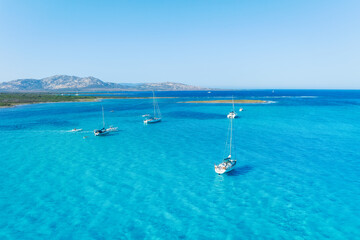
106 126 119 132
215 111 237 174
227 111 236 119
94 106 110 136
227 97 238 119
71 128 83 132
143 91 162 124
208 91 211 93
239 108 244 112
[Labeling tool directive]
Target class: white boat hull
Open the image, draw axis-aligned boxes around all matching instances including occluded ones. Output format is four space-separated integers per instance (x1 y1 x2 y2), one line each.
227 113 238 119
215 160 236 174
94 129 109 136
144 118 161 124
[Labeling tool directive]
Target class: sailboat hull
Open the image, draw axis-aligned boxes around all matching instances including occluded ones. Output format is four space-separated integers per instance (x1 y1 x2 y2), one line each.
144 118 161 124
227 114 238 119
94 129 109 136
215 160 236 174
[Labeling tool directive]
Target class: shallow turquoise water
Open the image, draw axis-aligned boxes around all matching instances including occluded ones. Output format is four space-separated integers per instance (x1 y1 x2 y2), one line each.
1 91 360 239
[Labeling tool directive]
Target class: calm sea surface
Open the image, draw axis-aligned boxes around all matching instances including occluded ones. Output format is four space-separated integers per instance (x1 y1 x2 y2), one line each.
1 90 360 239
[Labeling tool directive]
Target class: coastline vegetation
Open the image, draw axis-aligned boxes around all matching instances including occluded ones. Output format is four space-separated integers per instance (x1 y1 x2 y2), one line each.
0 93 97 107
0 93 177 107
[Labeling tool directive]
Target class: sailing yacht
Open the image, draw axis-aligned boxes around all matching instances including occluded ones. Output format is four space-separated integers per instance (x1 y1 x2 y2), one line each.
143 91 162 124
215 113 237 174
227 97 238 119
94 106 110 136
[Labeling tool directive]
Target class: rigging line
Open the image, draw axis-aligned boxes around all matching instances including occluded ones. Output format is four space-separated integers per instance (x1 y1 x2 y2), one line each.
223 118 231 159
152 91 156 117
233 113 237 159
229 115 233 157
102 105 105 128
156 100 161 118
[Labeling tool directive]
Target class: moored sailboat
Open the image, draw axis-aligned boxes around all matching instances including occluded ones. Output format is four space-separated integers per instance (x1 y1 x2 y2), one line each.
94 106 110 136
143 91 162 124
227 96 238 119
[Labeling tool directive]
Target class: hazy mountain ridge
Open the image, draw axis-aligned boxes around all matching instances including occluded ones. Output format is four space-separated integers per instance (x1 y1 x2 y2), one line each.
0 75 210 91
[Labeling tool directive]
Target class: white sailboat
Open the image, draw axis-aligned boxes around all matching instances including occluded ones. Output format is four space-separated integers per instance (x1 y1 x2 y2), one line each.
215 112 237 174
94 106 110 136
227 97 238 119
143 91 162 124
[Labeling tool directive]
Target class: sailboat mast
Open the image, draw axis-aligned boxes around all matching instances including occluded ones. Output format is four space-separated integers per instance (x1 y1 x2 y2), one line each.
102 106 105 128
153 91 156 117
229 115 233 156
232 96 235 111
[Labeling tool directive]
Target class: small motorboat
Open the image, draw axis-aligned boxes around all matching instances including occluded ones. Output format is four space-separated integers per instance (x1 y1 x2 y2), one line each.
71 128 83 132
106 126 119 132
239 108 244 112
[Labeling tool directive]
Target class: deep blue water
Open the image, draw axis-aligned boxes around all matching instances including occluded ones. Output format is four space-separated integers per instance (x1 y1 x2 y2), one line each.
1 90 360 239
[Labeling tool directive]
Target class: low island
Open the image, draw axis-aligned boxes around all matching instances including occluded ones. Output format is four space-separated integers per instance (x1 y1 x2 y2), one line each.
0 93 176 108
0 93 97 107
182 100 267 104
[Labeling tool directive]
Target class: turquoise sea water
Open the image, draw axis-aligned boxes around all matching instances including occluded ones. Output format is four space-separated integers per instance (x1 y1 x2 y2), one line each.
1 90 360 239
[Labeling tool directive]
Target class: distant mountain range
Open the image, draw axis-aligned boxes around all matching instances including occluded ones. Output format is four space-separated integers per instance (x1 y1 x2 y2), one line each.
0 75 210 91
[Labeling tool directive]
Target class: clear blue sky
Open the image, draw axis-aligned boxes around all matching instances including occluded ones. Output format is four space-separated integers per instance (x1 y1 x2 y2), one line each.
0 0 359 88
